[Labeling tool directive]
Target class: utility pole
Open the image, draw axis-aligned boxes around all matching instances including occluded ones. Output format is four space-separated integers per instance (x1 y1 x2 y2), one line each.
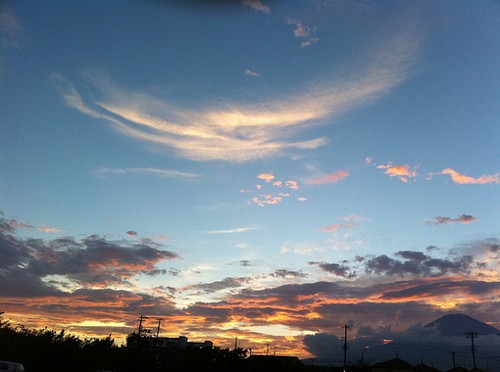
342 324 349 371
449 351 456 369
137 315 149 337
234 337 238 350
466 332 478 371
155 317 163 338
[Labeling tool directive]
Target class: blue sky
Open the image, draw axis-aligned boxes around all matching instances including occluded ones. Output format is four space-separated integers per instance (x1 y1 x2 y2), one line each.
1 0 499 368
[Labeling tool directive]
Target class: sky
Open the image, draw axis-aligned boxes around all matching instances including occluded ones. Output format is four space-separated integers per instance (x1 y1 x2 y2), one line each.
1 0 499 368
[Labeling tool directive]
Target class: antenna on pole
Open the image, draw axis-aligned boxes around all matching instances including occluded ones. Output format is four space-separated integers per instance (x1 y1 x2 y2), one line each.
466 332 478 371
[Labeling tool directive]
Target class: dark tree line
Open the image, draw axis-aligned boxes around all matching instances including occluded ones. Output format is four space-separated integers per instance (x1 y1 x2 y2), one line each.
0 315 258 372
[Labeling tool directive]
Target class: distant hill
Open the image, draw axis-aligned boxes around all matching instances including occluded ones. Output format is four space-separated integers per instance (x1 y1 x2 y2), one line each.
424 314 500 336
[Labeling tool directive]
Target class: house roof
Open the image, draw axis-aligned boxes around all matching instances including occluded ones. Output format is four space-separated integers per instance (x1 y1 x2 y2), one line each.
371 357 415 369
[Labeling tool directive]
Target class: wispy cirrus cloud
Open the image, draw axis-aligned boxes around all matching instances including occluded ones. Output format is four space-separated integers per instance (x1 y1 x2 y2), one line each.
0 4 23 49
207 227 257 234
243 0 269 15
425 214 477 226
436 168 500 185
95 167 199 179
308 170 349 185
54 23 421 163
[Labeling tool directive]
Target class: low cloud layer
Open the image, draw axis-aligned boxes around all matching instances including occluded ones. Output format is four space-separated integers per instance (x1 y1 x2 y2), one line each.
0 215 179 297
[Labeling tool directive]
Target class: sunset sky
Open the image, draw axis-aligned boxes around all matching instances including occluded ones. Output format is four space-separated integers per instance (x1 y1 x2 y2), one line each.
1 0 499 368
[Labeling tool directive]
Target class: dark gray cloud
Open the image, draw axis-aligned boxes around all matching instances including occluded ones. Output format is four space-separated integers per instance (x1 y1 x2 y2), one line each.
186 277 250 293
395 250 428 261
271 269 308 278
126 230 138 236
0 215 179 296
364 253 472 277
302 320 500 371
425 214 477 225
310 261 356 279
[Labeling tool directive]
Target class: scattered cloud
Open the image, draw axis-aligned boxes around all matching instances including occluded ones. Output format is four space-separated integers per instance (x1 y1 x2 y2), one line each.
308 170 349 185
436 168 500 185
248 174 304 206
376 162 418 183
126 230 138 236
245 68 261 77
242 0 269 15
257 173 275 183
39 225 64 234
425 214 477 226
96 167 200 179
319 215 363 233
287 18 318 47
285 180 299 189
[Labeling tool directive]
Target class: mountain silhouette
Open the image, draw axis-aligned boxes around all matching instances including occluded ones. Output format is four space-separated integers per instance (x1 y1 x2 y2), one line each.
424 313 500 336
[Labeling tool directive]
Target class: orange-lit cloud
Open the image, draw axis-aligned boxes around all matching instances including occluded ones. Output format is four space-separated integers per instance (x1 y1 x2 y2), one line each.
2 213 498 364
437 168 500 184
308 170 349 185
257 173 275 183
377 162 418 183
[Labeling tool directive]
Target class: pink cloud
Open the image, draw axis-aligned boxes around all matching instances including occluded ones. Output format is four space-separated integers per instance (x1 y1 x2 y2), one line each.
377 163 417 183
308 170 349 185
285 180 299 189
273 180 283 187
297 196 307 202
319 222 354 233
252 194 283 207
126 231 138 236
257 173 275 183
438 168 500 185
243 0 270 14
